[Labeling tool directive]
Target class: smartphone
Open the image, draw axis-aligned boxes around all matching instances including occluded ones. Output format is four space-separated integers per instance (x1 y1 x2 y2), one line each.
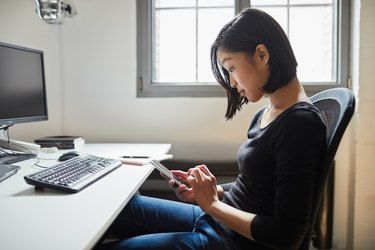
150 160 188 187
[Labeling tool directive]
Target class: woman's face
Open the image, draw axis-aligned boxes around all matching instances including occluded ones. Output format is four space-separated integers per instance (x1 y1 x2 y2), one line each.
217 47 269 103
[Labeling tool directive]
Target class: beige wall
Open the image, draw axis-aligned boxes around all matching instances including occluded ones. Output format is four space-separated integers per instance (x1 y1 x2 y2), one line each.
351 0 375 249
0 0 374 248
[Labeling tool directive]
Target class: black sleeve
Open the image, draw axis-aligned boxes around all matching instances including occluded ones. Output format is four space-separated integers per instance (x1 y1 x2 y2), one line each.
220 182 235 192
251 109 326 250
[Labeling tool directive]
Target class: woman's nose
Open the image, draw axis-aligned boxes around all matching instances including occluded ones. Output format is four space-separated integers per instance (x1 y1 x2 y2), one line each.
229 76 237 88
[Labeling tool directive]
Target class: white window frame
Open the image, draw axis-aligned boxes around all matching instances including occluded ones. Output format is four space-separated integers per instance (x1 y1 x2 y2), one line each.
137 0 350 98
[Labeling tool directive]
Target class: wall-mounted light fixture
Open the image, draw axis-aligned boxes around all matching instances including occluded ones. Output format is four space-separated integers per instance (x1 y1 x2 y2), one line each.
35 0 77 24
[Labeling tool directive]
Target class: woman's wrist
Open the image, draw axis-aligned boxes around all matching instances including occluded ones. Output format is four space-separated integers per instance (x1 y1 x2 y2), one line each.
217 185 224 200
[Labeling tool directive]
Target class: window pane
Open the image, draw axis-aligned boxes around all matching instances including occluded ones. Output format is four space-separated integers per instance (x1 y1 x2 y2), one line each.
252 0 333 5
155 0 195 8
251 0 287 5
154 9 196 83
197 8 234 82
198 0 234 7
290 0 333 5
289 6 334 82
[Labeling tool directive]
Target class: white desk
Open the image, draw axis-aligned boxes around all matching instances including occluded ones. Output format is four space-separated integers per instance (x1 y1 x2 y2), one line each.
0 143 171 250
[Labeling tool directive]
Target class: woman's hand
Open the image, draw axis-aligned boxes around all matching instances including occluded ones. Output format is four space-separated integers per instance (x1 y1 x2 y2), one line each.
169 167 255 241
186 165 219 213
168 170 196 203
167 165 220 212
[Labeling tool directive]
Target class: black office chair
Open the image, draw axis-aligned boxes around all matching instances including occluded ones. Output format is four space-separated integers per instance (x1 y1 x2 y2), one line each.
299 88 355 250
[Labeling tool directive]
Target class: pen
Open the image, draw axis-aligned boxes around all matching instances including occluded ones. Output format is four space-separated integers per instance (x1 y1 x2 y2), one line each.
121 156 150 159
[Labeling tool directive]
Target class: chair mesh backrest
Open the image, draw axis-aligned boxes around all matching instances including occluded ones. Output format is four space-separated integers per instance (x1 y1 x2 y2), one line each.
315 100 340 144
298 88 355 250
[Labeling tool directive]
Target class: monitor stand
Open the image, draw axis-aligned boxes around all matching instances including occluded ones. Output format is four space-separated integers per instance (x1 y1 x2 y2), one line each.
0 138 41 154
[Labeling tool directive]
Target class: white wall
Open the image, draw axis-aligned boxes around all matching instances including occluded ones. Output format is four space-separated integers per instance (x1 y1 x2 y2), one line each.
58 0 263 162
0 0 62 139
1 0 374 249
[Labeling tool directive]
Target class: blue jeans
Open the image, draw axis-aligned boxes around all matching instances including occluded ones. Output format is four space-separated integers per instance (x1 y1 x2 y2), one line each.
97 195 239 250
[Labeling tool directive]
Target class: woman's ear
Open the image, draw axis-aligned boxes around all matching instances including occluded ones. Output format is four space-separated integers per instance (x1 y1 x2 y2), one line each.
255 44 269 66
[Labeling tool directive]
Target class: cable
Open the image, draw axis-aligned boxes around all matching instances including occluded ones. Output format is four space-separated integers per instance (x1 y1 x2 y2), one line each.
0 123 14 131
33 157 60 169
0 126 40 167
1 126 58 169
4 127 36 155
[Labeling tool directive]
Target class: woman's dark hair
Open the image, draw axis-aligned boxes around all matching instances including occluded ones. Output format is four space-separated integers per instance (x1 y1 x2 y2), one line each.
211 8 298 119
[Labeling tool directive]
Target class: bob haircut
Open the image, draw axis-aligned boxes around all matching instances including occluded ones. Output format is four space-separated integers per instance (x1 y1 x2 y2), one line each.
211 8 298 120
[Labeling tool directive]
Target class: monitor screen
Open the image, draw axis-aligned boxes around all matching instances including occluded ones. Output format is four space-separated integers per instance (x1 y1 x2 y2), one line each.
0 42 48 128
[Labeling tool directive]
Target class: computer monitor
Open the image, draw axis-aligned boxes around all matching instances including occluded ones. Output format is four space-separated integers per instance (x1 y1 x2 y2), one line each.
0 41 48 129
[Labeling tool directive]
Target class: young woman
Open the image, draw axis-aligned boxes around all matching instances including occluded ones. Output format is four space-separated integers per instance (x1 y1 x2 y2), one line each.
98 8 327 250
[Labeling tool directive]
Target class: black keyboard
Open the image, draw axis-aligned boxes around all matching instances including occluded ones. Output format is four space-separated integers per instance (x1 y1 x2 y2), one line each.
24 154 122 193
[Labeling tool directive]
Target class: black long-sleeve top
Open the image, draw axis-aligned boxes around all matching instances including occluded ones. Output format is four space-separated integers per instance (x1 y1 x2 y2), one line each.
220 102 327 250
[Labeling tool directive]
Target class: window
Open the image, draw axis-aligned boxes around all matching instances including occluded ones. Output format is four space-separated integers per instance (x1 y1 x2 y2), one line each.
137 0 350 97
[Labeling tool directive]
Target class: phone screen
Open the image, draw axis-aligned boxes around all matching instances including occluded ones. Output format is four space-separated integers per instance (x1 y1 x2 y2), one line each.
150 160 188 186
